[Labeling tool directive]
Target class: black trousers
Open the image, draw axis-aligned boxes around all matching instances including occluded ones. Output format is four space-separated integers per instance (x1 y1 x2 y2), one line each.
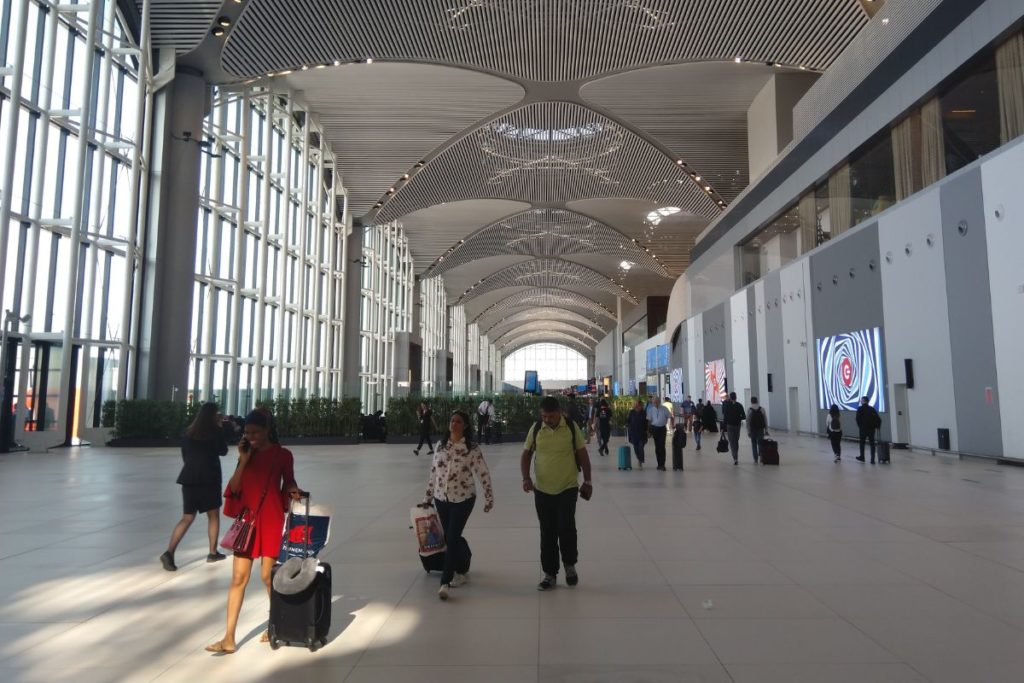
416 428 433 452
859 430 876 461
598 422 611 453
434 496 475 585
534 488 578 577
477 419 490 444
651 425 668 468
829 432 843 456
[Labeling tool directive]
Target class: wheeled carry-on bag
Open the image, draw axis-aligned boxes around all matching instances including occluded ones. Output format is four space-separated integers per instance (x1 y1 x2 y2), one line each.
878 440 891 464
760 438 780 465
617 444 632 470
269 493 331 651
672 430 686 470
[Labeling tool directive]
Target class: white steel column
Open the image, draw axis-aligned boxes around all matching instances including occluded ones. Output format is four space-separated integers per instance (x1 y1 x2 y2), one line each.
252 89 275 401
228 90 252 413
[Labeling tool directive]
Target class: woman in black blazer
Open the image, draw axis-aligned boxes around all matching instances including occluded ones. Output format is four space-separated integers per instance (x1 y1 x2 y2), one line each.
160 402 229 571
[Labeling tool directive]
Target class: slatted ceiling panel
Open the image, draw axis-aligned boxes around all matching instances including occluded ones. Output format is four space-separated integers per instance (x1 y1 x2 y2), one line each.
581 62 778 202
376 101 719 223
492 320 602 348
398 199 530 273
285 65 524 217
223 0 868 81
457 258 637 305
472 288 617 326
143 1 221 51
500 331 595 357
425 208 667 277
484 308 611 338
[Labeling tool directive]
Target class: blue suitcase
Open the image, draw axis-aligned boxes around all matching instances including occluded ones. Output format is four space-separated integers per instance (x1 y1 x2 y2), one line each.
617 444 632 470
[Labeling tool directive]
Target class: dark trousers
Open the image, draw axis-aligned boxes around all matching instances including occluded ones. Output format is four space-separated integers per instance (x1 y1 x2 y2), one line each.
477 419 490 444
727 425 741 462
693 429 702 449
434 496 475 585
598 423 611 454
416 429 433 452
651 425 668 468
749 429 765 462
630 438 645 464
534 488 578 577
859 430 876 461
829 432 843 456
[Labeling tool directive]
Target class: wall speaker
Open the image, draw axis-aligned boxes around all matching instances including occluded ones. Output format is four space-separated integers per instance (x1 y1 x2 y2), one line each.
767 373 774 393
904 358 914 389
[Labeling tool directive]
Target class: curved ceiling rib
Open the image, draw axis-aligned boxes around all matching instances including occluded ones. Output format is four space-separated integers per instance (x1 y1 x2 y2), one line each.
222 0 868 82
374 101 721 223
457 259 637 305
500 332 595 360
492 320 601 349
282 64 525 216
483 308 611 338
424 207 667 277
471 288 616 327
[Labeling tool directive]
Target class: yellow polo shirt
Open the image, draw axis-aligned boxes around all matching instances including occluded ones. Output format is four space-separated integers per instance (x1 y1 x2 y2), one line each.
525 417 581 495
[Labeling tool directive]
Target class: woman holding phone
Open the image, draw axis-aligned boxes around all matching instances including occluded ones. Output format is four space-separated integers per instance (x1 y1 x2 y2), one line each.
206 410 302 654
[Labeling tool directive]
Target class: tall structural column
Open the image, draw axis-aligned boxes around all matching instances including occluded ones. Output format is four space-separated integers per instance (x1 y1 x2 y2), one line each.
614 296 624 394
136 62 209 401
342 227 363 400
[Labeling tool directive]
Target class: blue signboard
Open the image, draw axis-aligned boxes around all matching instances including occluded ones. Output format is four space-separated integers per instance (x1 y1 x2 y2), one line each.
646 347 657 374
656 344 670 371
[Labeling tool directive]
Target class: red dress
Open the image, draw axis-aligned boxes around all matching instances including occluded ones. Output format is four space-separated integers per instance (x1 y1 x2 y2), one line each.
224 444 296 559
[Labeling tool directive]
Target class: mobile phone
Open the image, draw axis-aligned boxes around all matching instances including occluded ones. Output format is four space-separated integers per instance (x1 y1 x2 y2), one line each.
239 438 251 451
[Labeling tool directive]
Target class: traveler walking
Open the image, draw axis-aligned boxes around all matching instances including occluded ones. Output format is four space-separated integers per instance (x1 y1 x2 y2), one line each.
521 396 593 591
424 411 494 601
626 399 648 469
747 397 768 464
646 396 673 470
206 410 302 654
855 397 882 463
681 395 696 431
701 400 719 434
161 402 229 571
722 392 746 465
692 401 705 451
477 398 495 445
826 404 843 462
593 398 612 456
413 401 434 456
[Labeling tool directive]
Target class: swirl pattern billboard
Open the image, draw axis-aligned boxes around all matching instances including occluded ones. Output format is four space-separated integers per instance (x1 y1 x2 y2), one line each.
704 359 727 402
816 327 886 412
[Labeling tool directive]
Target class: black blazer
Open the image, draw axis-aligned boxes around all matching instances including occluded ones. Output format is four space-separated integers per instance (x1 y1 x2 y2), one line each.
176 434 229 487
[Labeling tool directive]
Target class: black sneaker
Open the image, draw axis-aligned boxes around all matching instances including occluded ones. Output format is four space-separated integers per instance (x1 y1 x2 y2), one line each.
159 551 177 572
537 575 556 591
206 552 227 563
413 449 419 455
856 456 865 462
565 565 578 586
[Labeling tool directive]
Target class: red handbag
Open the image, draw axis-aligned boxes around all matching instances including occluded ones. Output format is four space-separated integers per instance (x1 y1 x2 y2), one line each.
220 506 257 553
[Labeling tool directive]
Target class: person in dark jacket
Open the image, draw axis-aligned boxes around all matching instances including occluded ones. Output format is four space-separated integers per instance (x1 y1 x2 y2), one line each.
701 401 719 434
722 392 746 465
692 399 705 451
160 402 229 571
855 397 881 463
626 399 648 469
413 401 434 456
747 397 768 463
593 399 613 456
826 404 843 462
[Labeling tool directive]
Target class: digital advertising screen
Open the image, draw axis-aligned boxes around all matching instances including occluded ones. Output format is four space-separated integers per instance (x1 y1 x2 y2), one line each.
669 368 684 403
704 359 727 402
656 344 670 372
816 327 886 412
645 347 657 375
524 370 539 394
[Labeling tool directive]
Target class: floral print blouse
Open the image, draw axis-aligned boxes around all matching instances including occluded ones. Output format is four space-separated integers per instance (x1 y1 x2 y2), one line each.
424 437 494 506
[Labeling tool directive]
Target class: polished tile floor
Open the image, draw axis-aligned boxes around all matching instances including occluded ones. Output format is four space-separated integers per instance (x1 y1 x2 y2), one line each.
1 432 1023 682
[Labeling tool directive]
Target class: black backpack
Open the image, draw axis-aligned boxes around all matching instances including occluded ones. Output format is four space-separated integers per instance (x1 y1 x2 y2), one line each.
749 407 766 430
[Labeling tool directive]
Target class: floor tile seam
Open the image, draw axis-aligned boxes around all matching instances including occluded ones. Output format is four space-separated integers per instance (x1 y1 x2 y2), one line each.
811 605 933 679
940 541 1024 577
347 563 423 670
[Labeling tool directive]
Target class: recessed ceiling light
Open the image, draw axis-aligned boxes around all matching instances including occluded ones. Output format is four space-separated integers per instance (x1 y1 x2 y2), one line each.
734 56 743 63
301 65 309 71
212 27 226 37
217 16 231 27
365 58 374 64
881 17 890 24
694 175 701 181
333 60 341 66
676 159 684 165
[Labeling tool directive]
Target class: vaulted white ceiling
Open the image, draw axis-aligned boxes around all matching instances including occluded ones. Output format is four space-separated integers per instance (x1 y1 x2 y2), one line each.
166 0 873 354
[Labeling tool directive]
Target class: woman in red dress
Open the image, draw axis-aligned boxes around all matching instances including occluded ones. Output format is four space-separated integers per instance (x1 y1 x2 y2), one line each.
206 410 300 654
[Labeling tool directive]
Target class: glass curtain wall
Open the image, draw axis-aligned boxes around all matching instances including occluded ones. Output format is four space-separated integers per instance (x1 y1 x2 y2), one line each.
419 275 446 397
0 0 150 438
449 305 467 394
467 322 480 392
191 86 347 415
503 343 588 383
359 221 413 412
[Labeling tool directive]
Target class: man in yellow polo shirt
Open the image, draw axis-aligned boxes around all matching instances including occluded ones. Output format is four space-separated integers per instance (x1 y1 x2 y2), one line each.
521 396 594 590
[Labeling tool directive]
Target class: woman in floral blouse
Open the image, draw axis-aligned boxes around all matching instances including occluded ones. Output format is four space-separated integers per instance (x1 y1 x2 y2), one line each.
423 410 494 601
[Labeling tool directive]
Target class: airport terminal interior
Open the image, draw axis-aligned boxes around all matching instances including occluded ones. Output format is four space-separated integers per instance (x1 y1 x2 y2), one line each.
1 0 1024 681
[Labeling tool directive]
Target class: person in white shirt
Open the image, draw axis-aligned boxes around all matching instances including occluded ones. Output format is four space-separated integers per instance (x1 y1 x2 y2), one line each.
645 396 674 471
424 411 494 601
477 399 496 445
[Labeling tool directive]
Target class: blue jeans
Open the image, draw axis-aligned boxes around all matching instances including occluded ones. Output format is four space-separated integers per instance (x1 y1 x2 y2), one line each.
749 429 764 462
630 438 645 464
434 496 475 585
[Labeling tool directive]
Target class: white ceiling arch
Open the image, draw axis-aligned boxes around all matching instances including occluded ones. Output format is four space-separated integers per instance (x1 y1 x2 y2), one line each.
471 288 616 328
483 308 611 339
491 320 602 350
500 332 595 359
456 258 637 305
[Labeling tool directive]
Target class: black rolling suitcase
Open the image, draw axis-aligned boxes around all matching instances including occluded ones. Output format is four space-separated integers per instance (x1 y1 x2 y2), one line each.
878 440 891 464
672 429 686 470
760 438 780 465
269 494 331 651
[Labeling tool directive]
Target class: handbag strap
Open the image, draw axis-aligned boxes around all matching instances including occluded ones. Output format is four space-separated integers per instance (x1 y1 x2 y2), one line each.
246 450 278 519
